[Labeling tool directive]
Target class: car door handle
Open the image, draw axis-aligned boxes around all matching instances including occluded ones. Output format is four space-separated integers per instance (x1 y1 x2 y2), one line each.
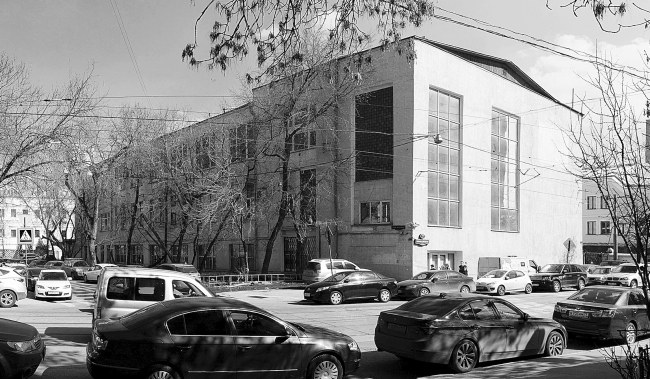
176 345 192 351
505 325 514 329
470 325 481 330
238 345 252 351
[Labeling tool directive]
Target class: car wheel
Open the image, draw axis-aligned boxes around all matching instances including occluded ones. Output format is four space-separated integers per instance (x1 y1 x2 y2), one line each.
329 291 343 305
577 279 585 290
378 289 391 303
0 290 16 308
418 287 430 297
525 284 533 294
624 322 637 344
545 330 565 356
552 281 562 292
497 285 506 296
460 285 470 294
307 354 342 379
145 364 181 379
630 280 638 288
449 339 478 373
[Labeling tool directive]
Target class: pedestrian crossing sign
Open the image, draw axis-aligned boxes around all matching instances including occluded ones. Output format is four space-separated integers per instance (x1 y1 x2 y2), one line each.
18 228 33 244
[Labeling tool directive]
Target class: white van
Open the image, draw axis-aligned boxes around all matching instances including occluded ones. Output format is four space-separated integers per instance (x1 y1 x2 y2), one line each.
93 267 213 322
477 257 539 278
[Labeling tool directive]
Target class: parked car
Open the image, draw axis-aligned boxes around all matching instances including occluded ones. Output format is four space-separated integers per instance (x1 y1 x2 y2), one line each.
87 297 361 379
303 270 397 305
0 268 27 308
34 270 72 301
375 293 566 373
302 259 362 284
26 267 45 292
27 259 47 268
43 261 63 269
553 285 649 344
62 259 91 279
599 259 628 266
395 270 475 299
475 269 533 295
529 264 587 292
155 263 201 280
83 264 117 283
2 262 27 277
0 318 45 378
586 266 613 286
477 256 539 278
603 263 644 288
93 267 213 323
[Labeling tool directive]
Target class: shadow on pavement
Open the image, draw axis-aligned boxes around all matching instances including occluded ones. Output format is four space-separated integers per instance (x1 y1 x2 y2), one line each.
44 327 92 345
346 350 620 379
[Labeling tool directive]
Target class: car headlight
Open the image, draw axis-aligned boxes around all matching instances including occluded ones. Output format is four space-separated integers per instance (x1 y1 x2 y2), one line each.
315 287 330 293
406 285 416 289
37 285 44 289
7 336 40 352
542 276 551 281
64 285 71 289
347 341 360 351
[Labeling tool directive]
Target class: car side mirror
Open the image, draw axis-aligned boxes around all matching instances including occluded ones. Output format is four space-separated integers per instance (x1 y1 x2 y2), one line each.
68 277 73 281
522 313 530 322
504 277 509 280
343 279 350 283
431 278 438 282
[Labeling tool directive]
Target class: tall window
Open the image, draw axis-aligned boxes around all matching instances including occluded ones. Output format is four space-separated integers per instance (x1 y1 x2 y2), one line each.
355 87 393 182
490 110 519 232
198 245 217 270
360 201 391 224
229 124 256 162
300 169 316 224
587 221 597 235
601 221 611 235
129 245 143 265
288 109 317 152
586 196 597 209
11 209 16 217
600 196 609 209
428 89 461 227
230 244 255 272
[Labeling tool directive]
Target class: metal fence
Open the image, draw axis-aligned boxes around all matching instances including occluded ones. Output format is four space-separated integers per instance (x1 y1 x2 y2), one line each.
201 273 302 285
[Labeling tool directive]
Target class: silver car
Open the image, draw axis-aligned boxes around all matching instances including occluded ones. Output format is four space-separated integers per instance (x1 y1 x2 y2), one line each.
302 259 362 284
0 267 28 307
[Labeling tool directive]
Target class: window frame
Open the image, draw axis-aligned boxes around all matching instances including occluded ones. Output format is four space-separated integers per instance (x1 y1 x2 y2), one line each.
490 109 519 232
600 221 612 235
587 221 597 235
359 200 391 224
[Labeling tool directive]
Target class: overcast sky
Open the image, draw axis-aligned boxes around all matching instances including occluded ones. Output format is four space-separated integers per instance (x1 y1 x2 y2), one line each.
3 0 650 122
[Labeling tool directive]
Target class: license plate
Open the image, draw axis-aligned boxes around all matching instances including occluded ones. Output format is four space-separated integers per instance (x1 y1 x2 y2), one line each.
607 282 618 286
569 311 589 319
304 293 311 298
47 292 61 296
532 283 540 286
387 323 406 333
476 286 487 291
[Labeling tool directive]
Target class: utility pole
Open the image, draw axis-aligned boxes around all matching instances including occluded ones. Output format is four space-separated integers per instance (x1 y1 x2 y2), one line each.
613 194 618 260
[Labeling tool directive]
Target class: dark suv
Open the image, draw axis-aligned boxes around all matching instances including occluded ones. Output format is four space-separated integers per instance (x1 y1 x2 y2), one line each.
529 263 587 292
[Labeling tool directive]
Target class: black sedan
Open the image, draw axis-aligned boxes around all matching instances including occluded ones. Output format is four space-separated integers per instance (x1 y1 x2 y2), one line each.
0 318 45 378
87 297 361 379
375 293 566 373
395 270 475 298
303 270 397 305
553 285 650 344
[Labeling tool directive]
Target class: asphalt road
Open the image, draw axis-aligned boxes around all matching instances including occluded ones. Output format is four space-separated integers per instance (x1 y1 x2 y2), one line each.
1 281 629 378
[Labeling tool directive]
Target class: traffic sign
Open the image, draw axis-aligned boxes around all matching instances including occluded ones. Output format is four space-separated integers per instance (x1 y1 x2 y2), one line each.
563 238 576 251
18 228 33 245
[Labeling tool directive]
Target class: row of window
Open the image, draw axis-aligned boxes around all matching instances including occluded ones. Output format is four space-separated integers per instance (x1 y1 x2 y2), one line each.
586 196 611 210
0 209 34 218
586 221 611 235
0 229 42 238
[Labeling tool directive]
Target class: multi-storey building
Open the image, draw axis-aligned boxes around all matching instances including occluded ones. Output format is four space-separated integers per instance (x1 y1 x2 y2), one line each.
0 197 58 259
88 37 583 279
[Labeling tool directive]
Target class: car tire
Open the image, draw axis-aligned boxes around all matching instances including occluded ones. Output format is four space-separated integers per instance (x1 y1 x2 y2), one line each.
378 289 391 303
449 339 478 373
144 364 181 379
577 279 585 290
0 290 16 308
307 354 342 379
524 284 533 294
552 281 562 292
624 322 637 344
460 285 470 294
497 285 506 296
545 330 565 356
329 291 343 305
418 287 430 297
630 280 638 288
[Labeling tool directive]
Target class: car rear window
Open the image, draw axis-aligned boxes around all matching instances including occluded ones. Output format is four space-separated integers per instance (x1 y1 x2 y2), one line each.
107 277 166 302
568 288 623 304
181 266 198 274
306 262 321 271
395 296 466 316
612 265 638 273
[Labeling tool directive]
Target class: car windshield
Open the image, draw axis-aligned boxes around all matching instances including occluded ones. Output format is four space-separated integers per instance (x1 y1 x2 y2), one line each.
590 267 611 274
410 272 434 280
482 270 508 278
40 272 67 281
395 296 466 316
324 272 350 282
539 264 564 273
568 288 623 304
611 265 639 274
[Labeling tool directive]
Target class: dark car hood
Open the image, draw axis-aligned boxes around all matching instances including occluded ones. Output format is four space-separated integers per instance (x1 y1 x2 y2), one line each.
0 318 38 341
291 322 351 340
396 279 428 286
306 281 340 290
530 273 560 279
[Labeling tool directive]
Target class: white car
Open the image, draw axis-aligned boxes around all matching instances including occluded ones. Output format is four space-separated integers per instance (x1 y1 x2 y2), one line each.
475 269 533 295
84 263 117 283
34 270 72 300
301 259 363 284
604 263 643 288
0 267 27 307
586 266 613 286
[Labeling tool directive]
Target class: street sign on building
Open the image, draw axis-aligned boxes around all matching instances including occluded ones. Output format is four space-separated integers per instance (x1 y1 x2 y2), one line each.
17 228 33 245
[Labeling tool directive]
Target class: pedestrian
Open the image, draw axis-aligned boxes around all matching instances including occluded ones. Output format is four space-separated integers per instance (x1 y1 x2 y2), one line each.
460 261 468 276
